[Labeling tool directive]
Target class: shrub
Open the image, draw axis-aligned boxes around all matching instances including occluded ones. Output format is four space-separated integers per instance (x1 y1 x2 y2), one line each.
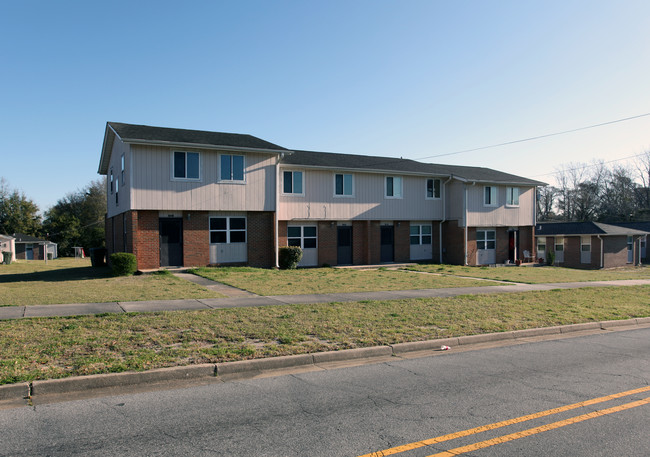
279 246 303 270
110 252 138 276
546 250 556 266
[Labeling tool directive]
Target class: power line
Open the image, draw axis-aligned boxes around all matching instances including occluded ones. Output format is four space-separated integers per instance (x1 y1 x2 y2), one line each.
412 112 650 161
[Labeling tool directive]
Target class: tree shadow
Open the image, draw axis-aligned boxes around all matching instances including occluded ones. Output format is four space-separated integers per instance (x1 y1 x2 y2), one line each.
0 266 113 283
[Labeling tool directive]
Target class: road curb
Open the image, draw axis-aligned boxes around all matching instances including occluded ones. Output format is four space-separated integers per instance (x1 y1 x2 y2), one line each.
2 318 648 404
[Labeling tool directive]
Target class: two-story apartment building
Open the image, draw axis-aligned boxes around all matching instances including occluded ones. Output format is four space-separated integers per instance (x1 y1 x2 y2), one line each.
98 122 544 270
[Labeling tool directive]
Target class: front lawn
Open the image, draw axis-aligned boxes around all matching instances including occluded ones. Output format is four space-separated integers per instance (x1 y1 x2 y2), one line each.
0 258 221 306
189 266 504 295
407 264 650 284
1 285 648 385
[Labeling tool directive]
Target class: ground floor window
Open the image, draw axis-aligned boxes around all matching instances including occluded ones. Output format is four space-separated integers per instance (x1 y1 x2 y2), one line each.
210 217 246 243
287 226 317 249
537 237 546 259
410 224 432 245
476 229 496 250
581 236 591 264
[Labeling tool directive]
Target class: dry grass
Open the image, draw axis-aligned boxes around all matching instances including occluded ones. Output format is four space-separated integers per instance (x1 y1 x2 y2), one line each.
190 266 503 295
1 285 648 385
0 258 221 306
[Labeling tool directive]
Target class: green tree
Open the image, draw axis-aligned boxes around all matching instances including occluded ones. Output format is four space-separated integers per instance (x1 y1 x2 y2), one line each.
0 178 41 236
43 179 106 256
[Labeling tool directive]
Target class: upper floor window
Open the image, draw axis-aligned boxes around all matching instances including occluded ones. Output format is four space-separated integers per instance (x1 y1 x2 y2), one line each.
283 170 303 195
335 173 353 196
121 154 125 185
115 177 119 205
110 169 114 194
209 217 246 243
173 151 200 180
220 154 245 181
426 178 441 199
484 186 497 206
385 176 403 198
506 187 519 206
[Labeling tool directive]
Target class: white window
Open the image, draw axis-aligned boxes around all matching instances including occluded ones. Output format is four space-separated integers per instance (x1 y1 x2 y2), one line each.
287 226 317 249
283 171 303 195
115 178 119 205
477 230 496 250
220 154 245 181
537 237 546 258
506 187 519 206
484 186 497 206
109 169 114 194
555 237 564 252
334 173 354 196
581 236 591 264
410 225 432 245
426 178 441 199
209 217 246 243
121 154 125 185
173 151 200 180
385 176 403 198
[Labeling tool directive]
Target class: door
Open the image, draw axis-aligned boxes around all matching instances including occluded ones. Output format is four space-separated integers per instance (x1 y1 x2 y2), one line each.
380 226 394 262
627 236 634 263
25 244 34 260
337 226 352 265
476 229 496 265
160 218 183 267
508 230 519 263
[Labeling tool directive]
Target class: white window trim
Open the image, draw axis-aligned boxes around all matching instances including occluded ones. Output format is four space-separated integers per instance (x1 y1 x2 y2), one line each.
477 229 496 250
109 169 114 194
385 176 403 199
218 154 246 183
287 225 318 249
555 237 564 251
121 154 125 185
282 170 304 196
484 186 498 207
333 173 355 198
209 216 247 244
410 224 432 245
506 187 519 207
425 178 441 200
171 151 202 181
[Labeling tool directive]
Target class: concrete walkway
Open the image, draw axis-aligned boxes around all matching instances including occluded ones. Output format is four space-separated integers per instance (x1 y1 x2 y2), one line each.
1 277 649 320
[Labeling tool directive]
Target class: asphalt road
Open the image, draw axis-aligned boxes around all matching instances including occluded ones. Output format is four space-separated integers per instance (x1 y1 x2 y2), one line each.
1 327 649 456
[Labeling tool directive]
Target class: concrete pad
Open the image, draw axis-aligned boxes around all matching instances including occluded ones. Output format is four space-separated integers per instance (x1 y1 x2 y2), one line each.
216 354 314 376
458 332 514 345
0 382 29 402
24 302 123 318
312 346 393 364
199 297 283 308
560 322 601 333
32 364 216 396
391 338 459 355
119 299 210 313
0 306 25 320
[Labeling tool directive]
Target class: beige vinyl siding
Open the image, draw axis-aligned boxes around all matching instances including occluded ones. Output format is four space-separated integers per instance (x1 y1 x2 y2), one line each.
106 139 130 218
445 181 465 224
130 145 276 211
466 185 535 227
278 169 444 220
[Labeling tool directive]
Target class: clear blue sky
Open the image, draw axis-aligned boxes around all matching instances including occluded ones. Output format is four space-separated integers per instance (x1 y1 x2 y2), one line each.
2 0 650 212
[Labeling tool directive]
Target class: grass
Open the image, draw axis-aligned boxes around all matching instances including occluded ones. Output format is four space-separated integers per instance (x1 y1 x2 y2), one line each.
189 266 503 295
0 258 222 306
406 264 650 284
1 285 648 385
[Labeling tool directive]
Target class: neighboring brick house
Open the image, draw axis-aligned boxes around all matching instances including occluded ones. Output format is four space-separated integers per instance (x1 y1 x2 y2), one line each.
98 122 544 270
609 221 650 263
535 222 648 269
12 234 58 261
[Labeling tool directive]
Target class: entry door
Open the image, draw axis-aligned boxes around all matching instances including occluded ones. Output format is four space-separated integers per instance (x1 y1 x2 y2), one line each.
337 226 352 265
380 226 394 262
160 218 183 267
25 244 34 260
508 230 519 263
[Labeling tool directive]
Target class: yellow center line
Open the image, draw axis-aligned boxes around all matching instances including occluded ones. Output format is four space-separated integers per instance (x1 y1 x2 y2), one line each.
427 396 650 457
358 385 650 457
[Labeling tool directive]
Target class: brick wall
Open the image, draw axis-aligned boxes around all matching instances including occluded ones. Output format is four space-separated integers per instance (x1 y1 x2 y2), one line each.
495 228 509 264
603 236 630 268
395 221 410 262
248 212 275 268
519 226 534 259
183 211 209 267
278 220 288 248
442 220 466 265
352 220 369 265
132 210 160 270
318 221 337 266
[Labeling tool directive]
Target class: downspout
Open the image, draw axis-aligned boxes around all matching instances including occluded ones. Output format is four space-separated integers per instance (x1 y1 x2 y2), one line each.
463 181 476 266
439 176 453 264
596 235 603 269
274 154 282 268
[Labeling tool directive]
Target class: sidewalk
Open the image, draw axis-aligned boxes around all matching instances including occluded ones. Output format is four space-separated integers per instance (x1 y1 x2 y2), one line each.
1 277 649 320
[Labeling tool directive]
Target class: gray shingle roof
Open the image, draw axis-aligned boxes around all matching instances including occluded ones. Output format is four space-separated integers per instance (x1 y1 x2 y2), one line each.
283 149 545 185
536 222 649 236
108 122 288 152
